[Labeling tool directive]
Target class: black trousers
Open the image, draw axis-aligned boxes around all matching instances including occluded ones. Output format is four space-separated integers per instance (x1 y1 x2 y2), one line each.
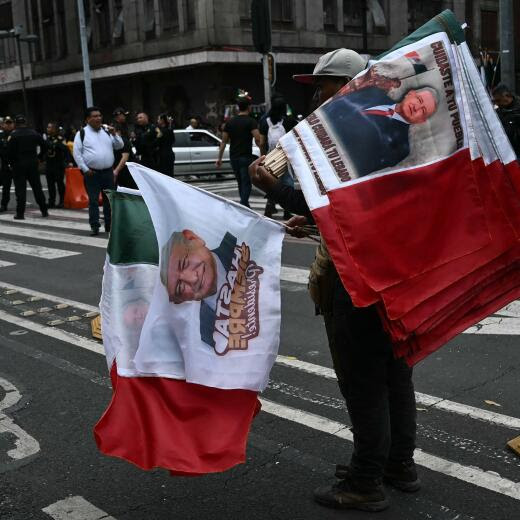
13 160 47 216
45 165 65 205
1 167 12 208
115 165 137 189
83 168 114 229
329 274 416 480
158 155 174 177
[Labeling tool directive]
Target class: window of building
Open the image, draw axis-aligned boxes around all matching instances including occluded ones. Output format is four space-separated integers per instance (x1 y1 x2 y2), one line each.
56 0 68 56
0 1 14 66
343 0 363 29
144 0 156 39
481 10 498 51
186 0 196 30
271 0 293 29
324 0 337 31
161 0 179 32
27 0 42 61
240 0 251 27
112 0 125 43
95 0 111 47
408 0 442 31
41 0 57 59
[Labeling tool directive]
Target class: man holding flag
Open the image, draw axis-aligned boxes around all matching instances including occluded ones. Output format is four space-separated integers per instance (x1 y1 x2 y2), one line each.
249 48 419 512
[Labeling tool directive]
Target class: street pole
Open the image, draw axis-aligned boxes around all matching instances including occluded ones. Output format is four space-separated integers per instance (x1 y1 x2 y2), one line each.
361 0 368 53
77 0 93 106
263 54 271 112
14 34 29 117
499 0 515 89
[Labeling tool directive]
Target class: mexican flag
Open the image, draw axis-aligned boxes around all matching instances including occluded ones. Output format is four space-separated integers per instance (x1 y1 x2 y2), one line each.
278 9 520 363
94 168 285 474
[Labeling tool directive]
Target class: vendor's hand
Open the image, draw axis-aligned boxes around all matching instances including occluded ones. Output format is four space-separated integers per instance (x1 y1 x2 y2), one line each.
215 159 222 168
285 215 311 238
249 156 279 193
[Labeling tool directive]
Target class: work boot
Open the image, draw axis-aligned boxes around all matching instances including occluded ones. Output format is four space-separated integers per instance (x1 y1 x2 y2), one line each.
13 214 24 220
90 226 100 236
314 477 388 512
104 223 111 233
264 200 278 218
383 460 421 492
41 209 49 217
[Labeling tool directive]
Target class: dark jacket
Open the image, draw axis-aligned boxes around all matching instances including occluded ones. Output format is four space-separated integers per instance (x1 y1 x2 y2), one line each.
7 127 45 166
43 135 72 169
320 86 411 177
199 232 238 348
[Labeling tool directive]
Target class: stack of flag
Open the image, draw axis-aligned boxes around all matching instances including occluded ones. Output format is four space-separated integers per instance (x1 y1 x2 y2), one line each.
279 9 520 365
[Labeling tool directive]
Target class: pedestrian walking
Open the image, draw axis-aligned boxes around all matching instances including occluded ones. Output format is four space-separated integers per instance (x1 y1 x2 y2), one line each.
43 122 73 208
249 48 419 512
73 106 123 236
134 111 159 170
156 113 175 177
216 96 262 207
112 107 135 189
0 116 15 212
259 96 297 219
7 114 48 220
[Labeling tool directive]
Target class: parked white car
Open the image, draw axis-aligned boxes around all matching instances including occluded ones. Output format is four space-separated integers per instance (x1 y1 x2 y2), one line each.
173 129 261 176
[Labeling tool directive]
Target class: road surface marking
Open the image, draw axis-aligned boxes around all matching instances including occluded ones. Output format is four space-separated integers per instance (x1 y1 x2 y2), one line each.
0 282 98 312
260 399 520 501
0 238 81 260
0 224 108 248
42 496 116 520
0 310 104 355
0 377 40 460
1 284 519 429
0 260 15 268
275 355 520 430
0 214 92 231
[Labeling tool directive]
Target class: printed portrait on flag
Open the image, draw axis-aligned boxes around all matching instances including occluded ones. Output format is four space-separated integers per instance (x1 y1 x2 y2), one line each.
126 164 284 391
311 39 465 181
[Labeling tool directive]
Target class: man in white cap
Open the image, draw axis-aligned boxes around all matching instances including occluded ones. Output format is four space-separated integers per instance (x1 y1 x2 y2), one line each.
249 49 419 512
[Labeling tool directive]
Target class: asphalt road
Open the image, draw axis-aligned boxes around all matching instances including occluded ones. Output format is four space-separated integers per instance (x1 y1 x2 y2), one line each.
0 176 519 520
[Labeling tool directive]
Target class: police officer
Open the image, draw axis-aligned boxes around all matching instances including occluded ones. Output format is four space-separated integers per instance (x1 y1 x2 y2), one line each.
7 115 48 219
156 113 175 176
112 107 135 188
0 116 15 212
134 111 159 170
43 121 73 208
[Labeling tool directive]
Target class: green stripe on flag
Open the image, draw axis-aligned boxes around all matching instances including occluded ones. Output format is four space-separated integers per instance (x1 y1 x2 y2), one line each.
106 191 159 265
377 9 464 60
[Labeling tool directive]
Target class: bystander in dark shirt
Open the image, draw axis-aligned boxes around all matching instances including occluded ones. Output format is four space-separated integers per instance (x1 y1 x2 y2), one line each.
224 115 258 159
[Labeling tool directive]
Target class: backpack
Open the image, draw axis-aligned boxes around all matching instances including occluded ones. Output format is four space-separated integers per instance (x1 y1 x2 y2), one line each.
266 117 286 152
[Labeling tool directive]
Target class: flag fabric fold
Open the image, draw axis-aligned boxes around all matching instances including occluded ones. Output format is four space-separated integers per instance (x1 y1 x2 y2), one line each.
279 9 520 365
95 175 284 474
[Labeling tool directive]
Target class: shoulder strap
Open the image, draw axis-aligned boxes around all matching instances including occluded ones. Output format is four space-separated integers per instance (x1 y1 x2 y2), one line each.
80 128 85 143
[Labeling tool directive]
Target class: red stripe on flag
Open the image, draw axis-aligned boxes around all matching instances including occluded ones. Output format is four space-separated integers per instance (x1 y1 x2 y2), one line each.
94 364 260 475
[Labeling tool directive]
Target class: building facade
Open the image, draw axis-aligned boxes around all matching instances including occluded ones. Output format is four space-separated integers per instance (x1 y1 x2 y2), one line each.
0 0 515 130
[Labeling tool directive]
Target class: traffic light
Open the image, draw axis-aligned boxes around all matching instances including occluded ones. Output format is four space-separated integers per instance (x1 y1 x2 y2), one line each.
251 0 271 54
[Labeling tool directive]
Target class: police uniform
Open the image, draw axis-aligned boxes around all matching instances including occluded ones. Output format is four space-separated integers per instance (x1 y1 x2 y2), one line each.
134 123 159 170
112 116 136 189
7 117 48 219
43 133 72 208
0 121 13 211
156 125 175 176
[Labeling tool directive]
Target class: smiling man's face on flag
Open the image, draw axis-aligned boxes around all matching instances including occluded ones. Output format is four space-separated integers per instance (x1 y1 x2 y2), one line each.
396 88 437 124
161 229 218 304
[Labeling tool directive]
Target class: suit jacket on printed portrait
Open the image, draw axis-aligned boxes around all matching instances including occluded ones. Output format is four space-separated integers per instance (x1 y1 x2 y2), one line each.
319 86 411 178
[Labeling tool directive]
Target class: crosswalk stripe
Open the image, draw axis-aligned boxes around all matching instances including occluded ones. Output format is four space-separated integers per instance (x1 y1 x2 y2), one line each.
0 214 92 231
275 355 520 430
2 304 519 500
0 224 108 248
0 238 81 259
40 209 103 220
42 496 116 520
0 281 517 431
260 399 520 501
0 260 15 267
